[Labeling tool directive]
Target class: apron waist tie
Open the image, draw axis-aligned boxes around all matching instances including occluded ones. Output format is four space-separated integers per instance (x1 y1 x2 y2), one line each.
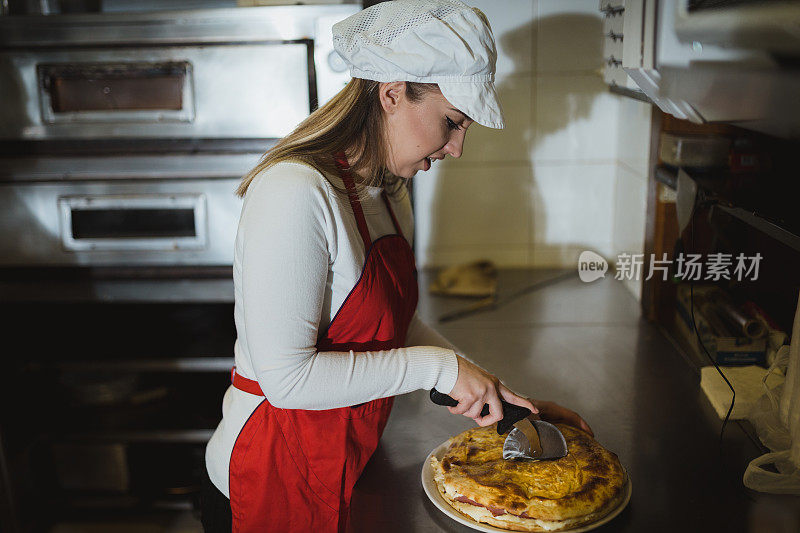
231 366 368 408
231 366 264 396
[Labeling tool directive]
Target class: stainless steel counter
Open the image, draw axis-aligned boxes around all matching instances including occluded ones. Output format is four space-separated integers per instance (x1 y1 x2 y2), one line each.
348 269 790 532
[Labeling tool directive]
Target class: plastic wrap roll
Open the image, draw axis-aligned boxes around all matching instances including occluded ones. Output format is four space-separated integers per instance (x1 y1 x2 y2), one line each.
709 291 767 339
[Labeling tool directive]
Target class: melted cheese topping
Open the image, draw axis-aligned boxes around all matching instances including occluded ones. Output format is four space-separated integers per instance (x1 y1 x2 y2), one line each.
431 424 625 530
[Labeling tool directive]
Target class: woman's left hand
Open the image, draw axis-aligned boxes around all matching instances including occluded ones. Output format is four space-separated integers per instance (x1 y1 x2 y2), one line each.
528 399 593 437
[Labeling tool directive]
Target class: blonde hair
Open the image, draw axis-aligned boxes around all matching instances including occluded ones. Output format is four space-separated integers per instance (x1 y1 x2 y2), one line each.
236 78 438 198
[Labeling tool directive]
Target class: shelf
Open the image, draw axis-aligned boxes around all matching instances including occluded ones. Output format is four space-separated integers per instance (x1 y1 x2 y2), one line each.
655 165 800 253
659 64 800 140
5 302 236 360
55 429 214 444
61 495 195 512
609 84 653 104
0 278 235 303
714 204 800 253
6 373 230 444
34 357 233 373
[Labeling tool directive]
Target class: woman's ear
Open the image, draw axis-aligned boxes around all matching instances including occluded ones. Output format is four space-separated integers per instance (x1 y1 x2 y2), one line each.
378 81 407 115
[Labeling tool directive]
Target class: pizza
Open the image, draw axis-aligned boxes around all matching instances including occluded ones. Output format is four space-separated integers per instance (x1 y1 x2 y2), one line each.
430 423 626 532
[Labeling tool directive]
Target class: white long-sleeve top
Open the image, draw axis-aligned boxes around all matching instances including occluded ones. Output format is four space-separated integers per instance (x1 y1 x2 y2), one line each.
205 159 461 496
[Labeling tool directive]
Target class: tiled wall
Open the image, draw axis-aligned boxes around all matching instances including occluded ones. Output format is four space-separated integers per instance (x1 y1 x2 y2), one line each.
413 0 652 299
612 97 652 300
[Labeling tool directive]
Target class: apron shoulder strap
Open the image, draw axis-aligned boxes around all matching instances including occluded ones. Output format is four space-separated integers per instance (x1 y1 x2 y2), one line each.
334 153 372 249
381 191 404 239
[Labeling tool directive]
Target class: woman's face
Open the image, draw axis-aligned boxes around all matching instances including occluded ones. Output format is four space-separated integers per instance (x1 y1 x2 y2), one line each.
380 82 473 179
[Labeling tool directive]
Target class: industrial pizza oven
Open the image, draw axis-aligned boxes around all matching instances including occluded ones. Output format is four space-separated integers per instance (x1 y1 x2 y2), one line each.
0 4 359 531
0 4 356 270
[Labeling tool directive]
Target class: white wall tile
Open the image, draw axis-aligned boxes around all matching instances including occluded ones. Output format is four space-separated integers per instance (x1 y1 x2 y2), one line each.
616 97 653 176
611 164 647 259
532 74 619 162
621 277 643 301
611 164 648 301
412 2 653 276
413 163 533 266
536 0 604 74
471 0 536 77
529 163 616 265
458 74 533 165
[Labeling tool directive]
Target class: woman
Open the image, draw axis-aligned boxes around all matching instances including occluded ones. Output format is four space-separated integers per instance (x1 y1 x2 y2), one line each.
202 1 592 531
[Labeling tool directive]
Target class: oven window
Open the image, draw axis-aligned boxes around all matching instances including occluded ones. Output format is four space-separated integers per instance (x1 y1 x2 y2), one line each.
71 208 197 239
51 76 184 112
58 194 207 252
687 0 785 11
39 62 190 117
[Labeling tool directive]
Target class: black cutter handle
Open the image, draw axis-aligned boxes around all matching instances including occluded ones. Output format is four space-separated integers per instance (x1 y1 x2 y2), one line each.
429 389 531 435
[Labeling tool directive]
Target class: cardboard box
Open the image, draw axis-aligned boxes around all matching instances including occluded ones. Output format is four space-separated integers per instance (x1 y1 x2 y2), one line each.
675 285 766 366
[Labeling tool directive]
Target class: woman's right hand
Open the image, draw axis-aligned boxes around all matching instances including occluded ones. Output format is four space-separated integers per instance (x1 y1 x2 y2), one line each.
447 355 537 427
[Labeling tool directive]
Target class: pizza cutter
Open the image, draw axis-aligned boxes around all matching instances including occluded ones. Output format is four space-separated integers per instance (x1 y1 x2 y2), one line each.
430 389 568 461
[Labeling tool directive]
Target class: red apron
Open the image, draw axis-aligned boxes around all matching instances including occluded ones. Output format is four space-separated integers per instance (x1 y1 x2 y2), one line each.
228 153 418 532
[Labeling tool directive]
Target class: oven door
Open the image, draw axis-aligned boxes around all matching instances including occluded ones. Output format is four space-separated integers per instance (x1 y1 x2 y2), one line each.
0 5 360 141
0 43 311 140
0 177 241 267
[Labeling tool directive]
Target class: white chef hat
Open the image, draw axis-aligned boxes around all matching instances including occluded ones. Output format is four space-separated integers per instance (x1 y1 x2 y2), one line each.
332 0 505 129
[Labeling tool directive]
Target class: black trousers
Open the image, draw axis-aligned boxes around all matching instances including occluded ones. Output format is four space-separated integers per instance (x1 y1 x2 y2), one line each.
200 469 232 533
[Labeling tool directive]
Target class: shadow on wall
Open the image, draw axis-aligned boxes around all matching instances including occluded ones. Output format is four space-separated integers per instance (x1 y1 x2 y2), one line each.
422 13 605 268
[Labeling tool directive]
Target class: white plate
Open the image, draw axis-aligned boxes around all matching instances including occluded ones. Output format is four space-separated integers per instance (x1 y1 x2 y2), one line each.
421 439 632 533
